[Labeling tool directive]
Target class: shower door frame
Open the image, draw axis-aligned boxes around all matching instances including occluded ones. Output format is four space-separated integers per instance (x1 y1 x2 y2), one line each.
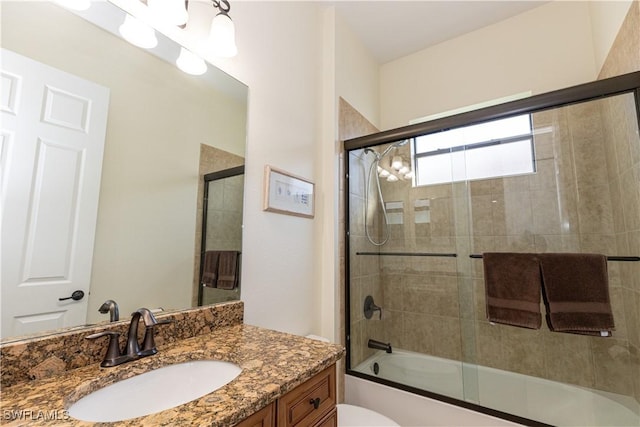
197 165 245 307
343 71 640 427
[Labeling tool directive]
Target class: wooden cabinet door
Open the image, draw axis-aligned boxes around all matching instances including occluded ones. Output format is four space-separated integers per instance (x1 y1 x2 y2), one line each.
312 407 337 427
235 402 275 427
277 365 336 427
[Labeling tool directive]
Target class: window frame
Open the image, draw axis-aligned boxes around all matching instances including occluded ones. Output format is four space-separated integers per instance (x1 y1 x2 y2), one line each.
412 114 537 186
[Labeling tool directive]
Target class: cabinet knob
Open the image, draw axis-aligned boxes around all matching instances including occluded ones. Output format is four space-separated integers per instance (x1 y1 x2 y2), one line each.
309 397 321 409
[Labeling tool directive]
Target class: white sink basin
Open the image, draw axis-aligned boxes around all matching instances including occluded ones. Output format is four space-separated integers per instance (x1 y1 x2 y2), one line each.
68 360 241 422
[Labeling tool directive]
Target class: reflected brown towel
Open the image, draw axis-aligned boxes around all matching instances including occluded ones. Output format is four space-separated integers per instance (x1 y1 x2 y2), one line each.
202 251 220 288
217 251 239 290
539 253 614 336
483 252 542 329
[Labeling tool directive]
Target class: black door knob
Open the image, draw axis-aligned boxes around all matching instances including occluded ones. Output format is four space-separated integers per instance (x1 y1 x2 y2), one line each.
59 290 85 301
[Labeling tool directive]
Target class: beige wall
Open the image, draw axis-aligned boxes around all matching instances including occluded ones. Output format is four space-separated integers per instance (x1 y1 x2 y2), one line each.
335 12 381 130
216 2 324 334
589 0 635 72
1 2 247 323
379 1 598 130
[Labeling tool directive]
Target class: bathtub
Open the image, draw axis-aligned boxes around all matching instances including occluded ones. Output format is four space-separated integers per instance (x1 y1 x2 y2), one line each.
349 348 640 427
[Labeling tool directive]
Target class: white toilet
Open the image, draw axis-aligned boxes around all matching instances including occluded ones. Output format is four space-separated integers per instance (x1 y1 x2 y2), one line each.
337 404 400 426
304 336 400 427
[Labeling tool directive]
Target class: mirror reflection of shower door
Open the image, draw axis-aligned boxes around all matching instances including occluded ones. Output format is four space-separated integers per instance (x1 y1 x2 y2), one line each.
198 166 244 306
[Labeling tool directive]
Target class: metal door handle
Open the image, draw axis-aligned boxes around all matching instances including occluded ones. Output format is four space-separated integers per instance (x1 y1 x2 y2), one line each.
59 290 85 301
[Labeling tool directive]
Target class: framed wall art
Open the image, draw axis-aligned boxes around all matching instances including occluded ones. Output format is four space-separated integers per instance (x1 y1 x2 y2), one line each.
263 165 315 218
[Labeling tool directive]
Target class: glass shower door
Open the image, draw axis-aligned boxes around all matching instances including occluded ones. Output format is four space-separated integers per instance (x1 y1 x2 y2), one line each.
199 166 244 306
345 78 640 426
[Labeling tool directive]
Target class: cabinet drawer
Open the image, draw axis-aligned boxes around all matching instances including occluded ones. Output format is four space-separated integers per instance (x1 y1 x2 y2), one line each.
235 402 275 427
277 365 336 427
313 407 337 427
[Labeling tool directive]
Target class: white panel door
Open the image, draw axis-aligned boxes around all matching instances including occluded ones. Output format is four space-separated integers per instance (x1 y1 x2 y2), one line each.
1 49 110 339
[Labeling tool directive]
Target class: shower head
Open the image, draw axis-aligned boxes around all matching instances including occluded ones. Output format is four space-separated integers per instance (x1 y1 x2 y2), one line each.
380 139 409 158
363 139 410 162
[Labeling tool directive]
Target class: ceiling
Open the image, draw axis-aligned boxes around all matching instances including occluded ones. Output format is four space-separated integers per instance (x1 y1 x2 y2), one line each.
332 1 548 63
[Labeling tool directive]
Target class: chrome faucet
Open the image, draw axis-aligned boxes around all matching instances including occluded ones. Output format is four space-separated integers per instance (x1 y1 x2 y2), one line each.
86 308 171 367
98 300 119 322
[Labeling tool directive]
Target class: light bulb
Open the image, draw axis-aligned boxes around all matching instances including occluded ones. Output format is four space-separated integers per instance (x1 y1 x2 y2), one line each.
379 169 390 178
399 163 410 175
176 48 207 75
148 0 189 26
404 171 414 179
387 174 399 182
119 14 157 49
391 156 403 170
209 13 237 57
53 0 90 11
183 0 213 51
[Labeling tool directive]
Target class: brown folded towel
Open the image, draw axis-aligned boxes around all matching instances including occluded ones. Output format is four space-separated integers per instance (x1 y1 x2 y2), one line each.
539 253 614 336
483 252 542 329
202 251 220 288
216 251 239 290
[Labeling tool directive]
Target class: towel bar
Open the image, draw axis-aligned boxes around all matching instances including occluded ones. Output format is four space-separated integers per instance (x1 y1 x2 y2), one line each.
357 252 457 257
469 254 640 262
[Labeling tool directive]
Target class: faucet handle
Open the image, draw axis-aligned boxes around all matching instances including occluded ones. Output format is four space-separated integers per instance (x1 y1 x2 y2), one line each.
86 331 123 367
364 295 383 320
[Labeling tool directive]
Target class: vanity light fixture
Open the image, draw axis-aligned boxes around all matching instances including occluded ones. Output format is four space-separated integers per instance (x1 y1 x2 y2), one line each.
176 47 208 75
119 14 158 49
147 0 189 26
142 0 238 58
121 0 238 58
208 0 238 58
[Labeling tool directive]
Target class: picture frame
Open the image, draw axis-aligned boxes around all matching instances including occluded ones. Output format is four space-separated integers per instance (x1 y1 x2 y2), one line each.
263 165 315 218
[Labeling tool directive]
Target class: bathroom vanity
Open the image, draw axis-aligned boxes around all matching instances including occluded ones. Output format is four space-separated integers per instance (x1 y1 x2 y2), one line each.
0 302 344 426
237 364 337 427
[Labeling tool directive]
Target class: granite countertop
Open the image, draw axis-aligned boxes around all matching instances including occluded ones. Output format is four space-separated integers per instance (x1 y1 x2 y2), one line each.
0 324 345 426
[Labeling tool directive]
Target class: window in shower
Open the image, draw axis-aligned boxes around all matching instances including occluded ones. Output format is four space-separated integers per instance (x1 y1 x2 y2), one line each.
413 114 535 186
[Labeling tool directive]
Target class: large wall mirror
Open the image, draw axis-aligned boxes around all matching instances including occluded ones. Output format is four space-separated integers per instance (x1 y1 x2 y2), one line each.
0 0 248 341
